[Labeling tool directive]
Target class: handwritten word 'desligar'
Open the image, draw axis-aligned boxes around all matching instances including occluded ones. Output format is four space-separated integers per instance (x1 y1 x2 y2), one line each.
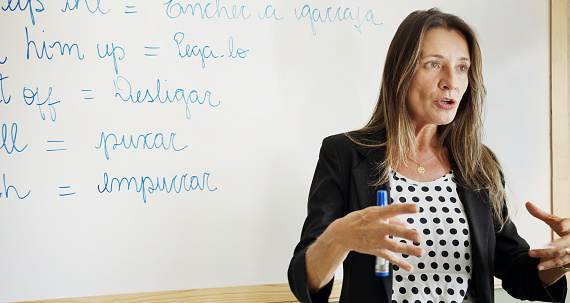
97 172 217 203
95 131 188 160
113 76 220 119
294 4 383 36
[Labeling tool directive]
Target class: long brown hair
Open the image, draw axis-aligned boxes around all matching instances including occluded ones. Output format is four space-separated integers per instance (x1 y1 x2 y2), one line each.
352 8 508 228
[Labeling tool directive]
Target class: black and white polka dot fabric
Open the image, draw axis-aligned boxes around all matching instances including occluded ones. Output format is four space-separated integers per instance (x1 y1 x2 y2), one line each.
389 169 476 303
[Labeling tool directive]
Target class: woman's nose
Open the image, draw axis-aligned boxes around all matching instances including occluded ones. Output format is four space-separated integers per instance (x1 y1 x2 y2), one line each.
439 68 458 91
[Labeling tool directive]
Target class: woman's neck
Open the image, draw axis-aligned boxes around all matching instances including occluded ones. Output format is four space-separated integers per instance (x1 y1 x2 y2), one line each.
413 124 439 152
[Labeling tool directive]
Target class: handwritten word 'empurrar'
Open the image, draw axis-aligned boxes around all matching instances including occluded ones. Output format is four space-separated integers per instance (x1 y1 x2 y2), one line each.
97 172 217 203
113 76 220 119
0 174 31 199
294 5 383 36
1 0 44 25
95 131 188 160
1 123 28 154
164 0 250 20
26 27 85 60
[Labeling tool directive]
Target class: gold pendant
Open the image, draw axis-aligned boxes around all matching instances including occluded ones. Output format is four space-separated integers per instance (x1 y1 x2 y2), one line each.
417 166 425 174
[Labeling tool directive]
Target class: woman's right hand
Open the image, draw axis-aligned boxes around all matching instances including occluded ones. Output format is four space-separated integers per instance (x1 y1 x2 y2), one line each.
305 203 423 293
326 203 424 271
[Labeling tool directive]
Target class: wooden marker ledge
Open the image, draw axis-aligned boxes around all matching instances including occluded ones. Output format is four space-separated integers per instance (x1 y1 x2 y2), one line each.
17 281 342 303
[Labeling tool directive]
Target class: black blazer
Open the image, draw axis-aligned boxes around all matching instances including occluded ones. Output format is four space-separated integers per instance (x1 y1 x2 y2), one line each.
288 132 567 303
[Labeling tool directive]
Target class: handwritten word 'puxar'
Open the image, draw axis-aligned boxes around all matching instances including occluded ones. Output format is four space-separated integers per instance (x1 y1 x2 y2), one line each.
97 172 217 203
95 131 188 160
113 76 220 119
174 33 248 68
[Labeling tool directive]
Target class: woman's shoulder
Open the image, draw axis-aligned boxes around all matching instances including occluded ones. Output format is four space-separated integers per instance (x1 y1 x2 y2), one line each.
323 130 386 146
319 131 386 164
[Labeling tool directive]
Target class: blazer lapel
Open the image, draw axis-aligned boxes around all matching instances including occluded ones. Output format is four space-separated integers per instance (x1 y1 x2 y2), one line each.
351 132 390 210
349 132 392 302
453 168 493 302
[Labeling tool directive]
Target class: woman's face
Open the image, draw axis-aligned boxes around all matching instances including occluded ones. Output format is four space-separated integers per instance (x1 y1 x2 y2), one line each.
406 27 470 128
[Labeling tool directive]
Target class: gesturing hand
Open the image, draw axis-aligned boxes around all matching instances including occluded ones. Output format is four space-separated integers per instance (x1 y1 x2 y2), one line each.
526 202 570 270
327 203 424 272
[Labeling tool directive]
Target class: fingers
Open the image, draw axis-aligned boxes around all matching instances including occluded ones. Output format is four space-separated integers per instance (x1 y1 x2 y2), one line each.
534 251 570 271
372 203 420 220
525 202 560 227
379 221 422 244
374 247 416 272
529 242 570 270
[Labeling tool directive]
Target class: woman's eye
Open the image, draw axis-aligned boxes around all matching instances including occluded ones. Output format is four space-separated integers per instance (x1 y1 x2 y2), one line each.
457 65 469 72
427 62 439 68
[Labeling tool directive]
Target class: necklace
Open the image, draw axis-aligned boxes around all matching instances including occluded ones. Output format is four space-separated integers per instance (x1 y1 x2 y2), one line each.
408 151 438 174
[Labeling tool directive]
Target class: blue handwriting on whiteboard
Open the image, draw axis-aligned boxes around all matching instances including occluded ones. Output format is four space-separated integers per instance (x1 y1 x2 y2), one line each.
95 131 188 160
97 172 217 203
174 33 248 68
174 32 219 68
258 4 282 20
97 43 125 74
23 86 59 121
294 5 383 36
0 57 6 64
26 27 85 60
164 0 250 20
0 73 11 104
61 0 109 14
113 76 220 119
0 174 31 199
1 0 44 25
1 123 28 154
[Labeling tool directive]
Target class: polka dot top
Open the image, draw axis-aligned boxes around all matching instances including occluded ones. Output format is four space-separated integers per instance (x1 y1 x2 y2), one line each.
389 169 476 303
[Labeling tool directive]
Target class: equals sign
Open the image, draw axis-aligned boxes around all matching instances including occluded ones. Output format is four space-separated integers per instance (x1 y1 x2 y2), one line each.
81 89 94 100
144 46 160 57
46 140 66 152
59 186 75 197
125 5 137 14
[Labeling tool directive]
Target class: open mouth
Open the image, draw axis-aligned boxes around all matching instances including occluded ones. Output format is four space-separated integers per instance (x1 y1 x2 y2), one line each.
436 98 457 109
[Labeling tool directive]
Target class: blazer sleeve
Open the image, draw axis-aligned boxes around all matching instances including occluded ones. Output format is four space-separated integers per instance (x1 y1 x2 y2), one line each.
494 209 567 302
288 135 354 303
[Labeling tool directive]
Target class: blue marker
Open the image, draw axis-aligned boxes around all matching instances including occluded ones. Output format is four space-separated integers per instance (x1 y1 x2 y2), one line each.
375 190 389 276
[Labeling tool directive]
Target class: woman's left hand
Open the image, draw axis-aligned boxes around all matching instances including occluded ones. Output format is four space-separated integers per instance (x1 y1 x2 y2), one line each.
526 202 570 270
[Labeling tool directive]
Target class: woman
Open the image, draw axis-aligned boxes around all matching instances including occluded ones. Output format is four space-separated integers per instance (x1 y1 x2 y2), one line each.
288 8 569 303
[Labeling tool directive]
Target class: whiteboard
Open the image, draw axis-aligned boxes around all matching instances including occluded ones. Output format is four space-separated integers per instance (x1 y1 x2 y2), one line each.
0 0 550 301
